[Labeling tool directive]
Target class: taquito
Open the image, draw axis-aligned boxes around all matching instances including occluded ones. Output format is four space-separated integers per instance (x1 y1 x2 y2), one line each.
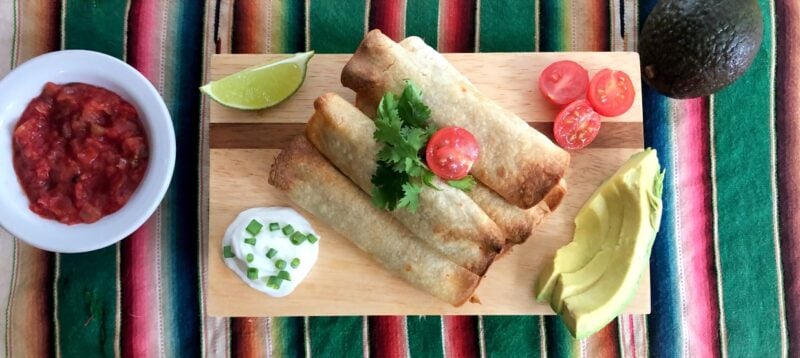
268 136 481 306
341 30 570 209
306 93 503 274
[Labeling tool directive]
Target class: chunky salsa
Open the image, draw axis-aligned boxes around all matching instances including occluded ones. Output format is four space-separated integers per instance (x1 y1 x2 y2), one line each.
12 82 149 224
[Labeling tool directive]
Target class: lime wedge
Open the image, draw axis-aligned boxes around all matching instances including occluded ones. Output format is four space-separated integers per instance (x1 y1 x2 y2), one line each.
201 51 314 110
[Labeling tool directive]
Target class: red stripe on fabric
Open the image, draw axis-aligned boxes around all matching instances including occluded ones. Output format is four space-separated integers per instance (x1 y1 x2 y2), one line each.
584 319 619 357
230 318 266 357
368 316 408 358
674 98 720 357
629 316 636 358
369 0 406 41
123 2 163 355
121 217 160 358
589 0 610 51
443 316 478 358
438 0 476 52
127 0 160 83
231 0 266 53
776 0 800 350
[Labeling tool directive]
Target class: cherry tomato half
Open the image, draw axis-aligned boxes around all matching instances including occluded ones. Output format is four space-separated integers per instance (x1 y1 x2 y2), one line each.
588 69 635 117
538 60 590 106
553 99 601 150
425 126 480 180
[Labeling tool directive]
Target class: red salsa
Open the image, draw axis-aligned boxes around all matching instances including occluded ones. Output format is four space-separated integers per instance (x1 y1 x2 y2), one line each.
12 82 149 224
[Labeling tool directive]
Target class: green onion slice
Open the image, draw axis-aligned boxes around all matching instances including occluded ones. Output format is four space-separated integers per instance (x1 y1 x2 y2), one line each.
278 270 292 281
246 219 263 236
269 222 280 231
290 232 305 245
290 258 300 268
223 245 234 258
266 248 277 259
306 234 319 244
275 259 287 270
244 238 257 245
281 225 295 236
266 276 279 289
246 253 254 263
247 267 258 280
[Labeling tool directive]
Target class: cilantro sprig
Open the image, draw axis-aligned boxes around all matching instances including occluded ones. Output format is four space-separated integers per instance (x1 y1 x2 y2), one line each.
370 82 475 213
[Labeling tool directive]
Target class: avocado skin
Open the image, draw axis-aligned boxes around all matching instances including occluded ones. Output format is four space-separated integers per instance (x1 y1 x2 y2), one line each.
639 0 763 99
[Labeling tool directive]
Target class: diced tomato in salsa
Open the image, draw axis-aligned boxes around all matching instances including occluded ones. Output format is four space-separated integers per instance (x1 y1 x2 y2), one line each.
12 82 149 225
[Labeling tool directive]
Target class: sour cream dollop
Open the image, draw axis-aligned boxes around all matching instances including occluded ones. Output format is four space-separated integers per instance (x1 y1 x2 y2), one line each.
222 207 319 297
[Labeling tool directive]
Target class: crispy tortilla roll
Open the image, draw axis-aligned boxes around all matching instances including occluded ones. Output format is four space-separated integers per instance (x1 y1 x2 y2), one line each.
341 30 570 209
306 93 503 274
268 136 481 306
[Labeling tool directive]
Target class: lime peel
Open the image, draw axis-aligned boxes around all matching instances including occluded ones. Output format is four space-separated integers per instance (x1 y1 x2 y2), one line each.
201 51 314 110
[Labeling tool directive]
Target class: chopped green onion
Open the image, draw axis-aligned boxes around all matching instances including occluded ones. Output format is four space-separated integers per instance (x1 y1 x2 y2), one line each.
266 248 277 259
306 234 319 244
244 237 257 245
247 267 258 280
290 258 301 268
268 222 280 231
246 253 254 263
246 219 263 236
266 276 280 289
278 270 292 281
281 225 295 236
275 259 287 270
223 245 234 258
290 232 305 245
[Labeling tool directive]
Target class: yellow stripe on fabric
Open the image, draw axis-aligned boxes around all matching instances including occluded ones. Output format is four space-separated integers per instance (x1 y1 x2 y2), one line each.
9 244 52 358
708 95 729 358
0 0 13 75
0 237 14 358
767 0 788 350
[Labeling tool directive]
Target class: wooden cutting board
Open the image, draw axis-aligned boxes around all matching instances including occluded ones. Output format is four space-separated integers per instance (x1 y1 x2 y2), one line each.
207 52 649 316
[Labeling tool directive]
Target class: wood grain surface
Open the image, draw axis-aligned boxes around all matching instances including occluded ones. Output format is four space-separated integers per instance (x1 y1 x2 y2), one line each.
207 53 649 316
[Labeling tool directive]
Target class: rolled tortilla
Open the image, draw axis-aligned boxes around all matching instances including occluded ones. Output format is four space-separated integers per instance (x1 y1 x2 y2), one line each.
268 136 481 306
306 93 503 274
341 30 570 209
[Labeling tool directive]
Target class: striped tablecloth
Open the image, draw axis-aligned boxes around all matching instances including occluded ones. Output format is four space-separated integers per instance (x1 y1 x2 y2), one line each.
0 0 796 357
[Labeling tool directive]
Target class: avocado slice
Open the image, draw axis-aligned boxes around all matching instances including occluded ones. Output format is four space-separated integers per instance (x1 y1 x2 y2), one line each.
638 0 763 98
550 250 614 313
558 151 664 339
534 150 656 303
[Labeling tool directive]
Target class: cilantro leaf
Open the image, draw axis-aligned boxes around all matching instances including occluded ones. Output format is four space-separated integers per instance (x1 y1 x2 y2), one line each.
421 170 439 190
397 182 423 213
398 82 431 128
371 162 407 211
371 81 467 214
447 175 477 192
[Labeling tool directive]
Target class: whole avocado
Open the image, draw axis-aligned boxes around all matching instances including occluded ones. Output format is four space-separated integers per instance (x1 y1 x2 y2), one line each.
638 0 763 99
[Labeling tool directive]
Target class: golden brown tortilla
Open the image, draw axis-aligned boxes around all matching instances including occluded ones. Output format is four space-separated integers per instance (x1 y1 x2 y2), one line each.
306 93 503 275
268 136 481 306
341 30 570 209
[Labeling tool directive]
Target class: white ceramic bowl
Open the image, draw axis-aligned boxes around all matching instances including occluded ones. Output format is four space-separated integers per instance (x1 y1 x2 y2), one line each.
0 50 175 253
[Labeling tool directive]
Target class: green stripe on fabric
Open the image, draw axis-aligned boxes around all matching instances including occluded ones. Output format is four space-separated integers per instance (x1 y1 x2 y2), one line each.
538 0 568 51
308 317 362 357
405 0 439 49
58 1 127 356
712 1 783 356
271 317 305 357
63 0 127 58
483 316 541 358
407 316 444 357
544 316 578 358
478 0 536 51
161 1 205 356
56 248 118 358
273 0 305 53
308 0 365 53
